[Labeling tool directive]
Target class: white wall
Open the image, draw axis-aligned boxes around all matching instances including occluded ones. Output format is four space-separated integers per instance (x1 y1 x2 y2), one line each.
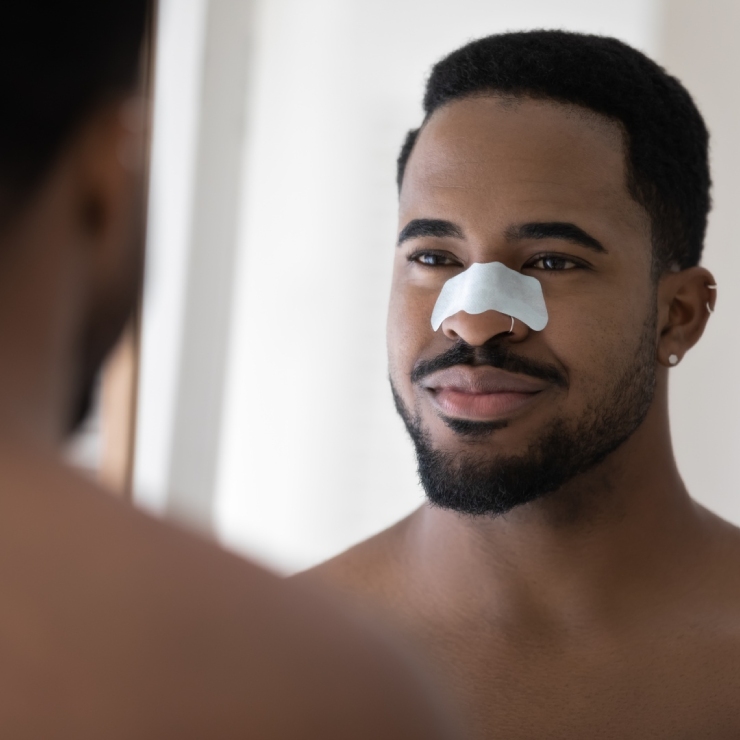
137 0 740 575
661 0 740 526
135 0 208 513
135 0 256 528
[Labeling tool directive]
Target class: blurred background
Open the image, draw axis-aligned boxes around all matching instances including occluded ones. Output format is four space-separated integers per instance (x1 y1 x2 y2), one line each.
73 0 740 574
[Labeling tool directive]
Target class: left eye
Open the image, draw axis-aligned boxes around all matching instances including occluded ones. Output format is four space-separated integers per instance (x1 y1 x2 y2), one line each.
529 255 579 271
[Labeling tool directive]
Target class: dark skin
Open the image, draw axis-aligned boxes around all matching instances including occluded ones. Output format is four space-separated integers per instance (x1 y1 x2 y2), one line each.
0 93 461 738
302 96 740 739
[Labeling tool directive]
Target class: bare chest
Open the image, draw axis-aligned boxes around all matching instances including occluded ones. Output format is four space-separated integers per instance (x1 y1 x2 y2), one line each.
403 616 740 740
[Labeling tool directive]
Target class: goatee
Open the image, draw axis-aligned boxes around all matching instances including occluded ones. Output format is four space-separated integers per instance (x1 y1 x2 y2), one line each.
392 314 656 516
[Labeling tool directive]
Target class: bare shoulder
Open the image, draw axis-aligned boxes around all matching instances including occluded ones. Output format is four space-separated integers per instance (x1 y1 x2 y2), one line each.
297 510 418 606
671 504 740 671
0 454 457 740
696 503 740 592
691 506 740 655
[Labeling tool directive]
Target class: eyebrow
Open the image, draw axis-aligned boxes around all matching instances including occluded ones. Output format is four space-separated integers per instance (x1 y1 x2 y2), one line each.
397 218 464 246
397 217 607 254
506 222 607 253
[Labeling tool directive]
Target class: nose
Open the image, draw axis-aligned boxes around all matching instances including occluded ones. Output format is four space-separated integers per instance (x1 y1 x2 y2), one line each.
440 310 528 345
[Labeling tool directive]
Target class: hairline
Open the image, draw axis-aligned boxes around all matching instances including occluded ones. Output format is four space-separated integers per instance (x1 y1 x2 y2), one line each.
398 90 668 279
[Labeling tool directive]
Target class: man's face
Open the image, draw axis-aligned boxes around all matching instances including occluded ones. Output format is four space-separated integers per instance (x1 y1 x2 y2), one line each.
388 96 658 515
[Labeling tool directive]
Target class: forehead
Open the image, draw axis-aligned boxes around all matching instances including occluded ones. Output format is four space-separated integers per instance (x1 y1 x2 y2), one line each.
400 96 649 242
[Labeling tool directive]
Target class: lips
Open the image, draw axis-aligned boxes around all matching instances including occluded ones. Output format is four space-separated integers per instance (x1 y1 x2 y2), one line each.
420 365 548 421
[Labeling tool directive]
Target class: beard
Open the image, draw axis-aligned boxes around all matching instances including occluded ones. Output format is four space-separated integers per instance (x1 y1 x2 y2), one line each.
392 311 657 517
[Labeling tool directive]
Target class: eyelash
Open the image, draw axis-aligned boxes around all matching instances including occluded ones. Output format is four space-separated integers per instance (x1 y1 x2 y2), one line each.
407 250 588 271
407 250 460 267
524 253 586 271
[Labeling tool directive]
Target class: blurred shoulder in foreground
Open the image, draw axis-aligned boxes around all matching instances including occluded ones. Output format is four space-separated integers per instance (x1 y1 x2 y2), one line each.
0 3 460 738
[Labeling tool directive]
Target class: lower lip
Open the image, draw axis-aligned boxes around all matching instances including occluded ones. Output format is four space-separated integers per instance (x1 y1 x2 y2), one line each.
429 388 540 420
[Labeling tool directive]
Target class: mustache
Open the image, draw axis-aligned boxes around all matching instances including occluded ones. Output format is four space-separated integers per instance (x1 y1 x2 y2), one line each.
410 339 568 388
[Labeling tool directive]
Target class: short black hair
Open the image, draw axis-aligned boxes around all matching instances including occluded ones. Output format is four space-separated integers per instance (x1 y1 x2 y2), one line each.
397 30 711 271
0 2 149 225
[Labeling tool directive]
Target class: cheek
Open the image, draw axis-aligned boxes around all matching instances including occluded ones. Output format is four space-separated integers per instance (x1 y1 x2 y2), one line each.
543 278 652 397
387 274 437 382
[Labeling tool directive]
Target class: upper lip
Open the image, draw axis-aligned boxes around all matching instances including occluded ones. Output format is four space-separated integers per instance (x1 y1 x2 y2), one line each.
420 365 549 394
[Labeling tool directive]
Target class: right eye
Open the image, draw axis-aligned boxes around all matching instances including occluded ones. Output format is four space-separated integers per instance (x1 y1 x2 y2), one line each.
408 251 459 267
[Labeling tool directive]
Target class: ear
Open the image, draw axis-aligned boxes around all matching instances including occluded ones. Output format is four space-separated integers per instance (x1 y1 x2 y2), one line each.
74 96 146 251
656 266 717 368
70 94 148 316
63 95 148 379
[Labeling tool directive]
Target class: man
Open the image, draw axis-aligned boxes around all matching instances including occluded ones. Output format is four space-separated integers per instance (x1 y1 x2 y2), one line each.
305 31 740 739
0 4 461 738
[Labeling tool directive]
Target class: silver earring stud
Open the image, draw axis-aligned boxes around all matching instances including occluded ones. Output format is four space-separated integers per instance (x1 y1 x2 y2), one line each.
669 354 679 366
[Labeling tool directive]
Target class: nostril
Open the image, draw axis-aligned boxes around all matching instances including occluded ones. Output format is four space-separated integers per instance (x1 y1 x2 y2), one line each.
440 310 517 346
441 324 460 341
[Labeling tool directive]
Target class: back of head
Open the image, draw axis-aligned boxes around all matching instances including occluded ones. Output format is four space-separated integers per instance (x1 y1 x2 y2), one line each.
397 30 711 273
0 2 148 229
0 8 464 739
0 2 150 434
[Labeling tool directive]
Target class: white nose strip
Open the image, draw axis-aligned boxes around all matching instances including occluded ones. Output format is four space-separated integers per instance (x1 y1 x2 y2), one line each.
431 262 549 332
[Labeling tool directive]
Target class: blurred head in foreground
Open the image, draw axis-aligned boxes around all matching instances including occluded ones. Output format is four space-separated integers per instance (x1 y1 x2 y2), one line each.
0 8 463 739
0 2 148 439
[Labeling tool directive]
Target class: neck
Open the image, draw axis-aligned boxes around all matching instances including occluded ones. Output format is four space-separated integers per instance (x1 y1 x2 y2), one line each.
408 383 708 620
